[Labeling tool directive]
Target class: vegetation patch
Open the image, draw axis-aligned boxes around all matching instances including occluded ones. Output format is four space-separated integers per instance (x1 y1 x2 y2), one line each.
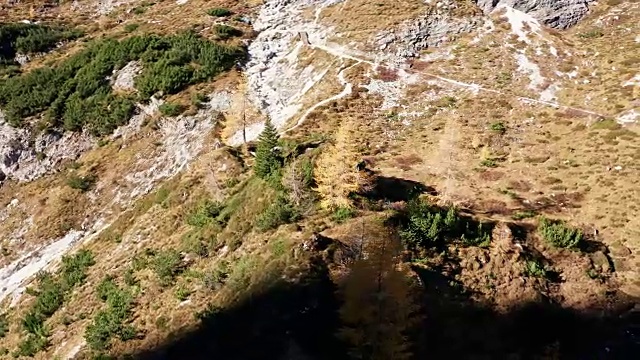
152 249 184 287
256 195 299 232
16 250 94 356
0 23 82 74
0 31 244 135
158 102 185 117
66 173 97 192
538 217 583 249
207 8 233 17
85 277 136 351
399 199 492 250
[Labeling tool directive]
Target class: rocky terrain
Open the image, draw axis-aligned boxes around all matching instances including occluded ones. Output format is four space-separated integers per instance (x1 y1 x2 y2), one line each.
0 0 638 359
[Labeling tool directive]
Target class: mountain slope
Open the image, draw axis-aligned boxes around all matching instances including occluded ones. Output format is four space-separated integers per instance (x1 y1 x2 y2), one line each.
0 0 638 359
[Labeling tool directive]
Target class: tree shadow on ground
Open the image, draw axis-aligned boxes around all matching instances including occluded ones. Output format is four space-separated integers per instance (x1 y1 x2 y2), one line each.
413 265 639 360
122 256 639 360
367 176 437 202
126 257 347 360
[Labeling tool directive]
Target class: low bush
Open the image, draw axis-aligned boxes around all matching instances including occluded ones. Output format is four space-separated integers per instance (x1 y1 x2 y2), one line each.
186 199 224 227
400 199 492 250
489 121 506 134
14 334 49 358
256 195 299 232
158 102 185 117
152 250 183 286
66 173 97 192
332 206 355 223
213 25 243 40
524 259 547 278
207 8 233 17
174 286 191 301
18 251 94 355
85 279 136 350
0 31 244 134
0 313 7 338
512 210 537 220
538 217 583 249
0 23 82 68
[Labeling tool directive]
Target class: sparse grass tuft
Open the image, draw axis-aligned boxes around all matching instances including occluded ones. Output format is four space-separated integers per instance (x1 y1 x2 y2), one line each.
0 314 8 338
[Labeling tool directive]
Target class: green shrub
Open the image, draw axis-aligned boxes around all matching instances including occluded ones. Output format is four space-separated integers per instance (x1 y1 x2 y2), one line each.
578 28 604 39
0 314 7 338
213 25 242 39
270 238 287 257
256 195 299 232
132 6 147 15
489 121 506 134
158 102 185 117
538 217 583 249
524 259 547 278
85 282 135 350
181 230 210 257
152 250 183 286
14 334 49 358
186 199 223 227
66 173 97 192
202 263 228 291
0 31 244 134
400 199 491 250
174 286 191 301
191 92 208 108
0 23 82 67
332 206 355 223
512 210 537 220
60 249 95 288
480 158 498 168
123 23 140 33
207 8 233 17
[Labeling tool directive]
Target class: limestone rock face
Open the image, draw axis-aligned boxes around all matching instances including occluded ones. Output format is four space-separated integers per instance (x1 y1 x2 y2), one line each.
475 0 596 28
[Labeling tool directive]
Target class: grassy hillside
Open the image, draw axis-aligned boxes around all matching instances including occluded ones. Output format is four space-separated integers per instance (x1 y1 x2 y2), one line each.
0 0 638 359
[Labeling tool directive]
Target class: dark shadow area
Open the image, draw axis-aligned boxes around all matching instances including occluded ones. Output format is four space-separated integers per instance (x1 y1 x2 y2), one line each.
413 265 640 360
121 256 639 360
127 257 347 360
366 176 437 202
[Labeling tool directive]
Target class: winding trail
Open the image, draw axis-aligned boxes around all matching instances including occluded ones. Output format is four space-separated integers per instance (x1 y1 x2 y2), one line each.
280 33 608 134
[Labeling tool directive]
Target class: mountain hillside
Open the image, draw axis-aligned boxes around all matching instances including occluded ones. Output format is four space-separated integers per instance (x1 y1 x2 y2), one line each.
0 0 638 359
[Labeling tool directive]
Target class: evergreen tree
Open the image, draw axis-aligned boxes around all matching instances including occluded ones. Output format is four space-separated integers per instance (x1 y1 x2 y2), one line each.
254 118 281 179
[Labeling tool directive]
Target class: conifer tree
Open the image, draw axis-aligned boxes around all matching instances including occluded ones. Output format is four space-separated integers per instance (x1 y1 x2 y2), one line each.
254 118 280 178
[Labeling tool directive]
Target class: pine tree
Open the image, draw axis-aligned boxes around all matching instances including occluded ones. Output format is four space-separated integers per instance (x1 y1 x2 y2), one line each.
254 118 280 179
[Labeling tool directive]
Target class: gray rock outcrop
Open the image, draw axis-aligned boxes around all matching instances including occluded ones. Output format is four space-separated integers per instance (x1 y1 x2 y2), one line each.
475 0 596 28
0 111 95 182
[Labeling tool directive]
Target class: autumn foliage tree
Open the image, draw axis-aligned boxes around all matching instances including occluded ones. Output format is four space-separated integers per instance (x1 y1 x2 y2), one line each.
339 232 420 360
